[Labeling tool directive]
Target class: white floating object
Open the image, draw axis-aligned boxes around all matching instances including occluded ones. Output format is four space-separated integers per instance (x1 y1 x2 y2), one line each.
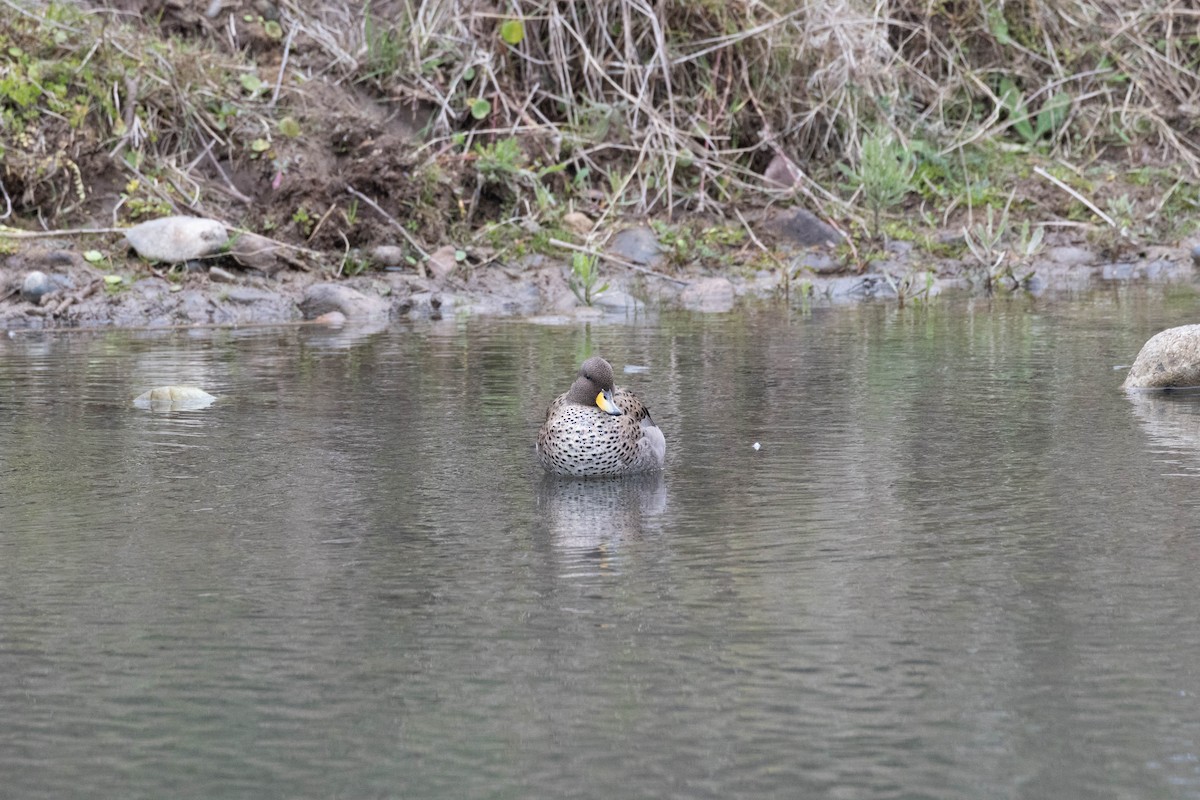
125 216 228 263
623 364 650 373
133 385 217 411
752 442 761 450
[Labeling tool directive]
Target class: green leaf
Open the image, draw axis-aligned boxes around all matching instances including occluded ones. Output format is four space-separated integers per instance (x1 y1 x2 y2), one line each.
239 73 266 95
250 138 271 153
277 116 301 138
500 19 525 45
1035 91 1071 138
469 98 491 120
454 249 467 262
103 274 123 285
83 250 104 263
999 79 1034 143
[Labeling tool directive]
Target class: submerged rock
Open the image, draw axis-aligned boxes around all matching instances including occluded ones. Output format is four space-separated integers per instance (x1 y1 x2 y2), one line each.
133 386 217 410
1124 324 1200 389
125 216 228 263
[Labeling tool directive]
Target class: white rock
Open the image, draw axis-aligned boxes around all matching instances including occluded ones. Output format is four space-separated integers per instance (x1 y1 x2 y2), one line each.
1124 324 1200 389
125 216 228 263
133 386 217 410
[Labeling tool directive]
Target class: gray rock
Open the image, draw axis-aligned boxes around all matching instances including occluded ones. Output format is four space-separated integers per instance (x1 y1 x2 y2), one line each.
208 266 239 283
125 216 228 263
1192 243 1200 267
21 271 53 303
609 227 664 267
223 287 276 305
1046 245 1094 266
1124 324 1200 389
680 277 735 313
299 282 390 320
1102 262 1137 281
229 232 285 274
766 209 842 247
593 289 643 314
371 245 405 267
793 252 840 275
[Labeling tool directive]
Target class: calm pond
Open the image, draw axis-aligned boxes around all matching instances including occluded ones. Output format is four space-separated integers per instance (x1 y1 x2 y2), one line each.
5 285 1200 799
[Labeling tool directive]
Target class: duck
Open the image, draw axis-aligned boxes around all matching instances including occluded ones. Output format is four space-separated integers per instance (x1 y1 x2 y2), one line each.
536 356 666 477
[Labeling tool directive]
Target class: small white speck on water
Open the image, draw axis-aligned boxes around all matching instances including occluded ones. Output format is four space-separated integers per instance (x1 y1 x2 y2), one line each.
623 364 650 373
752 442 761 450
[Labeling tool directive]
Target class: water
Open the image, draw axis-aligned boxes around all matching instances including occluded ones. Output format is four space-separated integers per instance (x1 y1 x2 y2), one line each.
4 286 1200 798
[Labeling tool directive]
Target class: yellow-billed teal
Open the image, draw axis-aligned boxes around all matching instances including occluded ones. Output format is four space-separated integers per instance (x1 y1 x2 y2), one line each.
536 356 666 477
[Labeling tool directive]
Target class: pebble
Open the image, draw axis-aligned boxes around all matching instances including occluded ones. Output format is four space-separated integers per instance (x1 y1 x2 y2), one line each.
21 271 53 303
208 266 239 283
371 245 405 267
562 211 594 235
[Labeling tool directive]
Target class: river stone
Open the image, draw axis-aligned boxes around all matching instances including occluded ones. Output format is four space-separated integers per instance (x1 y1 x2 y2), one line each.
680 277 735 313
793 251 840 275
426 245 459 282
1046 245 1094 266
1124 324 1200 389
609 226 664 267
229 232 285 274
766 209 842 247
562 211 594 235
125 216 228 263
133 386 217 410
21 271 53 303
299 282 390 320
593 289 643 314
371 245 405 267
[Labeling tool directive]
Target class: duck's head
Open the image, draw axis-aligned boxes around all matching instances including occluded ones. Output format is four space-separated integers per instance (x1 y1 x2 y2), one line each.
568 356 623 416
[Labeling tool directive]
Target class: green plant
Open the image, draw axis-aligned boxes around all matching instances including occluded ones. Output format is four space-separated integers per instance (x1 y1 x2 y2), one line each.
568 251 607 306
998 79 1071 145
362 8 403 84
291 206 313 236
841 133 915 239
963 200 1043 290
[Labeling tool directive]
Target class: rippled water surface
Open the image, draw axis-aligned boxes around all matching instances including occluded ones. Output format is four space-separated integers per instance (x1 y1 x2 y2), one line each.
6 286 1200 799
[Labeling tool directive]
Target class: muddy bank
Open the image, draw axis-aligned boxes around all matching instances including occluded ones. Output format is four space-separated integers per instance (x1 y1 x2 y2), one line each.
1 225 1196 332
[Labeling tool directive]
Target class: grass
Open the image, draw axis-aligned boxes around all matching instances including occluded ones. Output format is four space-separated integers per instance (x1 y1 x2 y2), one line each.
3 0 1200 279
